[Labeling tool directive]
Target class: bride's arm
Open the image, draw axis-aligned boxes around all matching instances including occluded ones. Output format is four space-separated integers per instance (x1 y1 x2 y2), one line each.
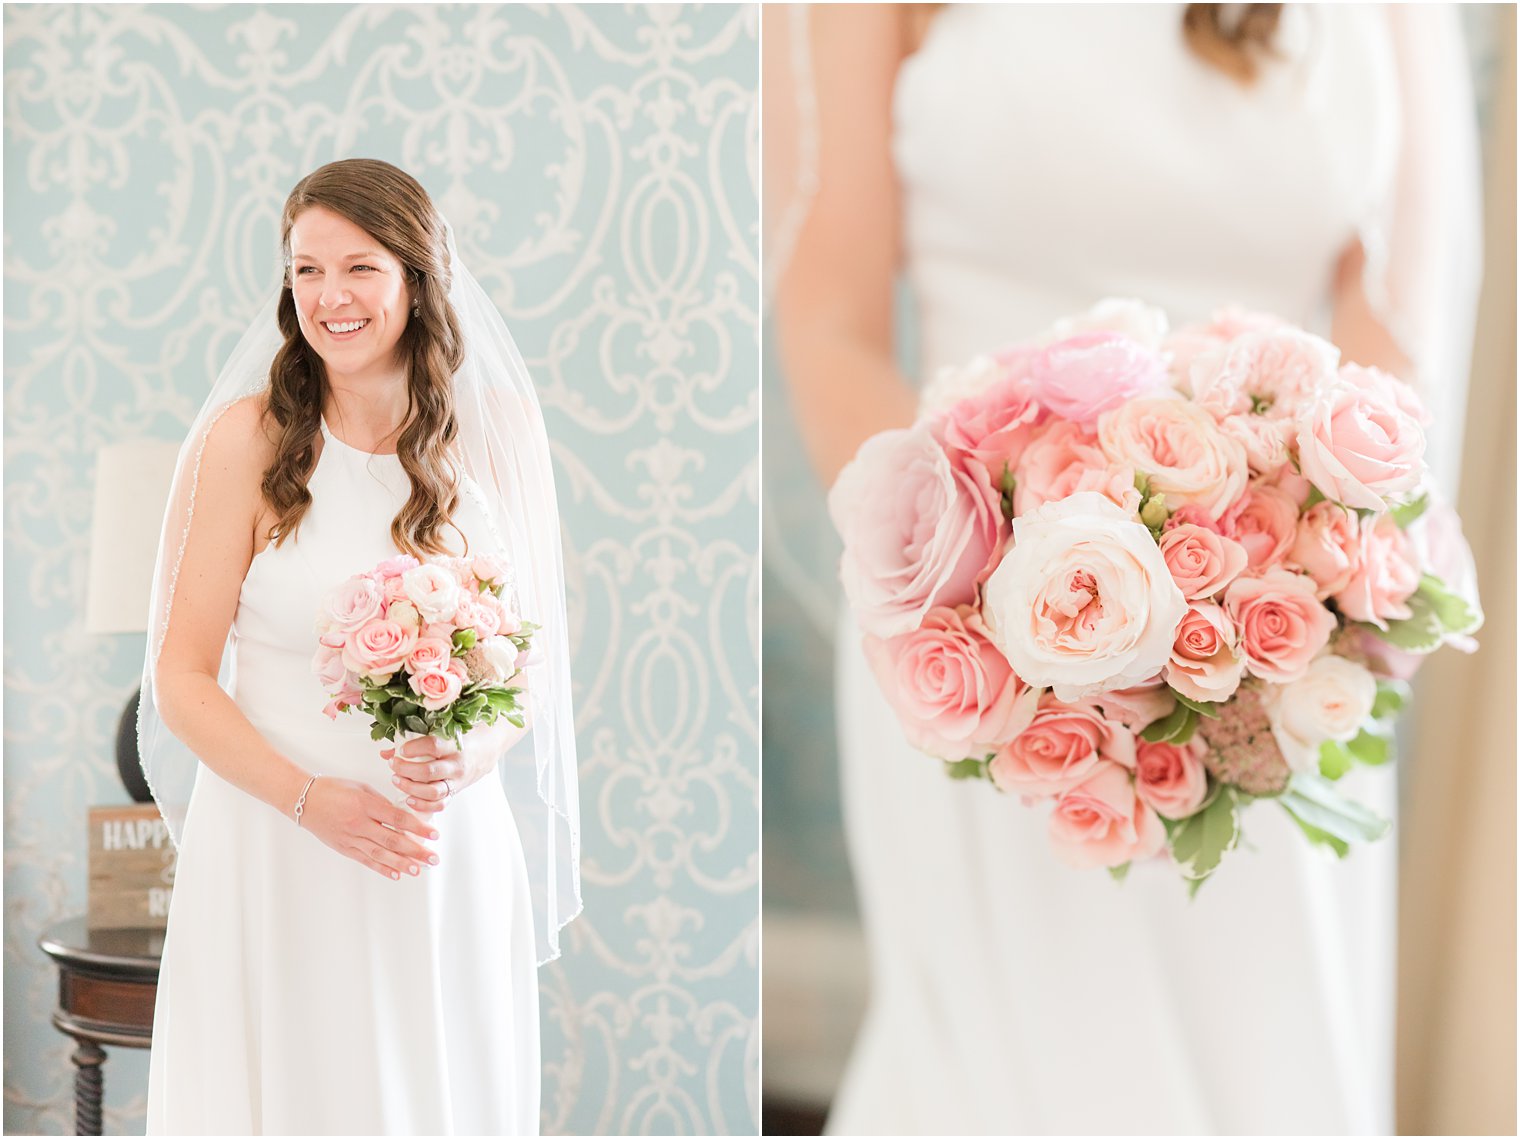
1329 238 1414 380
767 4 920 489
152 397 314 816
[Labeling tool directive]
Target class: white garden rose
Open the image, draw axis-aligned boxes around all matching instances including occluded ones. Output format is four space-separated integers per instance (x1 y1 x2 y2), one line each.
982 492 1187 702
1266 654 1377 773
401 563 463 624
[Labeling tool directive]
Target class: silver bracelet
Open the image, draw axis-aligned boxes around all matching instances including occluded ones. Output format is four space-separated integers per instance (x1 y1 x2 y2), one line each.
293 774 321 827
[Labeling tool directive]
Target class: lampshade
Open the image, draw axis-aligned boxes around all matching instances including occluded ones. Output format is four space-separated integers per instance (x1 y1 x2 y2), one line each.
85 441 180 636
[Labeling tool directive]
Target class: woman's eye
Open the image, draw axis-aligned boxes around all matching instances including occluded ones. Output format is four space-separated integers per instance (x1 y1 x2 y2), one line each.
352 265 375 272
296 266 316 275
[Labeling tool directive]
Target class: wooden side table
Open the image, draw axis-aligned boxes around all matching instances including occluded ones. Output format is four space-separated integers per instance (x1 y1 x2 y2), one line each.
37 918 162 1136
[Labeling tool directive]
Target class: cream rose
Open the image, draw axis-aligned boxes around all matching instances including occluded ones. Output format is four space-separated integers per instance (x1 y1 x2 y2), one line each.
402 563 463 624
1296 381 1426 510
982 492 1187 701
1098 397 1248 520
1266 654 1377 773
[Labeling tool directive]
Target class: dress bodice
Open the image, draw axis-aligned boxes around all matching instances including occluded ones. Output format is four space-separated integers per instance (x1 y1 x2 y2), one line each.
230 419 508 748
891 4 1399 372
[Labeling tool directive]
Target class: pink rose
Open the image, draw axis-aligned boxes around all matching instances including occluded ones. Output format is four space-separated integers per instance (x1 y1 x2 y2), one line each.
323 574 386 633
405 636 454 677
1048 761 1165 870
935 373 1044 480
383 575 409 604
829 423 1004 637
1158 523 1248 601
981 493 1187 701
454 594 502 639
1098 397 1248 520
322 679 364 720
1090 682 1177 734
374 554 420 580
1013 421 1140 517
1339 363 1432 427
471 553 512 589
1332 514 1420 630
1288 501 1361 599
1189 328 1338 420
1164 602 1245 703
1220 484 1298 571
1220 413 1292 476
864 606 1039 760
1296 382 1425 510
408 662 464 711
1134 738 1209 819
311 642 348 690
1027 331 1170 428
342 618 418 682
1223 569 1336 684
989 693 1135 799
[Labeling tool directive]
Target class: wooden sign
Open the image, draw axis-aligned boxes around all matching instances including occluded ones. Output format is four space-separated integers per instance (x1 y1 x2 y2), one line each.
87 805 176 931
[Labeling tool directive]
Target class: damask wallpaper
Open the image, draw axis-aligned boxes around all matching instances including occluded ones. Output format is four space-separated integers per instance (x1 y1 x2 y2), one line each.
3 4 758 1135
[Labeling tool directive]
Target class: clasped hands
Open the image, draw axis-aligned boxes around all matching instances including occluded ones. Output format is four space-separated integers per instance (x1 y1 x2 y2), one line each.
381 718 513 814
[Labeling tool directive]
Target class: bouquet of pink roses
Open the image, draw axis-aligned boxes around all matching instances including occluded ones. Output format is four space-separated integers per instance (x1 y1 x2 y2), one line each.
313 553 536 746
830 299 1482 889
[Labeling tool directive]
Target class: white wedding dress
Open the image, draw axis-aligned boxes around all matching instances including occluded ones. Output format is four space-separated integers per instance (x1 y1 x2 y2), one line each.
146 418 539 1135
829 7 1418 1135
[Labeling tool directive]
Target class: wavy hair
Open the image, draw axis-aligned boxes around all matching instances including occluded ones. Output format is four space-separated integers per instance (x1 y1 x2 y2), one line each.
263 158 467 558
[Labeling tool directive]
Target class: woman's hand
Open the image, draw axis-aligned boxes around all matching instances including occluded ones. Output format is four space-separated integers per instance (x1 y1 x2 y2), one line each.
382 723 512 814
296 776 440 880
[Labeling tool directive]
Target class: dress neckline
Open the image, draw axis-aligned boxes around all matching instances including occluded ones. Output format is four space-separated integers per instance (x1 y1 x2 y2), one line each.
319 416 400 459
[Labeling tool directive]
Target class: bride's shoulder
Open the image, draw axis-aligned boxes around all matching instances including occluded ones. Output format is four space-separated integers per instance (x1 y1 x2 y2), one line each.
197 393 277 476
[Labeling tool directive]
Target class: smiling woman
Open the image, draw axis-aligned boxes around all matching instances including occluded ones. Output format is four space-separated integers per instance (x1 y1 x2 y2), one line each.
136 158 579 1135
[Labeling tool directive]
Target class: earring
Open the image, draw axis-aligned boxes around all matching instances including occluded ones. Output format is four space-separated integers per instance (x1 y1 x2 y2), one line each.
412 301 420 316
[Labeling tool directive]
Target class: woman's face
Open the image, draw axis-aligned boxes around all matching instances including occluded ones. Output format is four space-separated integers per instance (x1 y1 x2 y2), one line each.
287 205 415 385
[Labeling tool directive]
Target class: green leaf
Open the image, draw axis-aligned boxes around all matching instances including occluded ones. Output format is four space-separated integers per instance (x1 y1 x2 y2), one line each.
1303 484 1326 510
1346 728 1392 767
370 723 390 741
1170 690 1222 719
945 757 990 781
1371 680 1410 721
1168 786 1241 882
404 715 428 736
1281 803 1350 857
1108 863 1131 883
1376 574 1482 651
1420 573 1481 636
1318 740 1352 781
1278 773 1390 845
1390 490 1430 529
1142 703 1198 744
505 713 525 729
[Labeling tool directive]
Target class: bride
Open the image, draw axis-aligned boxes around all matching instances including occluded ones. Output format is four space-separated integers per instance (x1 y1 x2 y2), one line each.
768 5 1480 1134
139 158 580 1134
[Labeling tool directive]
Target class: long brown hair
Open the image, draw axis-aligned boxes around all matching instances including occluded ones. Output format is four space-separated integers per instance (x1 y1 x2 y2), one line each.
904 4 1284 84
264 158 466 558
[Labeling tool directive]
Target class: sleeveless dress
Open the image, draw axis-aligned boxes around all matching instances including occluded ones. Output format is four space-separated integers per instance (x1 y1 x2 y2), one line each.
829 7 1400 1135
146 418 540 1135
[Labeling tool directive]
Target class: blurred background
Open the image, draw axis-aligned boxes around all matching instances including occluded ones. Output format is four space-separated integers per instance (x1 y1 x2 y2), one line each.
761 6 1515 1135
4 4 758 1134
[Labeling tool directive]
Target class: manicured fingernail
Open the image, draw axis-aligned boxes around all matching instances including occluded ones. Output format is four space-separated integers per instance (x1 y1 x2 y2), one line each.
409 864 419 875
390 871 399 880
429 832 439 840
428 855 439 865
407 797 418 806
392 775 401 784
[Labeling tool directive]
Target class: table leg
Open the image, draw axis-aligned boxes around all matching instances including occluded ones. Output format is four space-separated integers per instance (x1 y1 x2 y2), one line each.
70 1039 105 1136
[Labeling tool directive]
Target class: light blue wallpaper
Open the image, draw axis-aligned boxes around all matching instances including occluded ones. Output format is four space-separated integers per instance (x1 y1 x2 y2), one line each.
3 4 758 1134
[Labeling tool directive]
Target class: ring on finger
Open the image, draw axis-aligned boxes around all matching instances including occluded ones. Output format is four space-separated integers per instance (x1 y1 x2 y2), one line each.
442 778 452 799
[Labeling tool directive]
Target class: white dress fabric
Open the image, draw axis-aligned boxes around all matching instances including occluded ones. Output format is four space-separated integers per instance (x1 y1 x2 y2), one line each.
830 7 1402 1135
146 419 539 1136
